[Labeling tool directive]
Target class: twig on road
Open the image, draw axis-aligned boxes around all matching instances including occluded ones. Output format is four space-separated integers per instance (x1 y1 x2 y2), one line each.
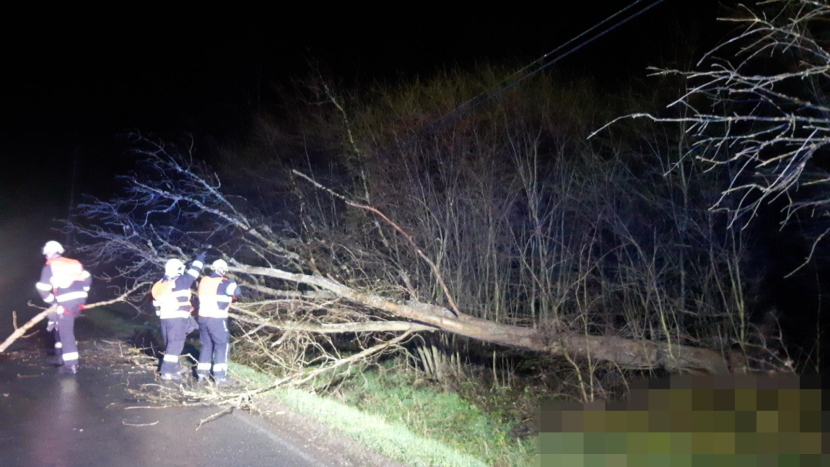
122 420 160 427
196 407 233 431
125 405 176 410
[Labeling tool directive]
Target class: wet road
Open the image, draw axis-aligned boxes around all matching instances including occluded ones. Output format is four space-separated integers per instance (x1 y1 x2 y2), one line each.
0 344 323 467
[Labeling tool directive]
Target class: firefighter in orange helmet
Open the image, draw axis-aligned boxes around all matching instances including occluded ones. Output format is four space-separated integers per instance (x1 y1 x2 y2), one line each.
35 241 92 375
196 259 238 384
151 252 205 381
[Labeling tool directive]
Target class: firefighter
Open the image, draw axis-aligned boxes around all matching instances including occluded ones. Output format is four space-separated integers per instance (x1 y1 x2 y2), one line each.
151 252 205 381
196 259 238 384
35 241 92 375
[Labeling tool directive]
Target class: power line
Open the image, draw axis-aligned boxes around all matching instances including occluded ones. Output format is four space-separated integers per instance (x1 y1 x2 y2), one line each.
429 0 653 128
483 0 667 107
387 0 668 155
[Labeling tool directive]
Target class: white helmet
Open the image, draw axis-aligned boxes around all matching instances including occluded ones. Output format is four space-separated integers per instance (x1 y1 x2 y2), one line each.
164 258 185 277
42 240 65 256
211 259 228 275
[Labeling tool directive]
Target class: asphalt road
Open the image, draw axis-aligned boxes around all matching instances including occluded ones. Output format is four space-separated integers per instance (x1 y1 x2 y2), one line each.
0 203 321 466
0 212 399 467
0 343 330 467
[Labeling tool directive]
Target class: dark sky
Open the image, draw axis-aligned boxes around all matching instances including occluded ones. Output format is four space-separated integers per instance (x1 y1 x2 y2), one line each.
0 0 726 242
3 1 724 136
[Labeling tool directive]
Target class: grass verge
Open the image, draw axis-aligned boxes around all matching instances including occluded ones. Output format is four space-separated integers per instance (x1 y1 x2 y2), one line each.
229 361 536 466
85 307 535 466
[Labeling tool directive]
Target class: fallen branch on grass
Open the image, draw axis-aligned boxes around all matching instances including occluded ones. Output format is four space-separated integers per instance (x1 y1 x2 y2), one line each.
218 329 415 407
147 329 417 413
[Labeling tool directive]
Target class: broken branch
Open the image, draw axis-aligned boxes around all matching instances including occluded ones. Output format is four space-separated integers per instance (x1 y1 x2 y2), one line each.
0 282 148 353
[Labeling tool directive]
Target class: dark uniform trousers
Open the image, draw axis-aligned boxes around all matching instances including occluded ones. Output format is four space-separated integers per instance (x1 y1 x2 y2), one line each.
56 305 81 365
198 317 230 378
53 328 63 360
160 318 189 374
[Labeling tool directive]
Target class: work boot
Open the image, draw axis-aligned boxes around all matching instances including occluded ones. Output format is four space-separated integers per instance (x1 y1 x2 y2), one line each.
214 376 234 386
48 355 63 366
160 372 183 382
58 364 78 375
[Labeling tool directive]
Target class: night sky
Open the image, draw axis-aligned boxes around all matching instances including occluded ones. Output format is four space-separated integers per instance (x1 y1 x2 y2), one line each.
2 1 724 203
0 2 743 328
3 3 722 134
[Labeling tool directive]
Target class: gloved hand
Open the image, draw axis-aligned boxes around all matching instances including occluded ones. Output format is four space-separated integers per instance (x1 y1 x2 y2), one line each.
197 251 207 262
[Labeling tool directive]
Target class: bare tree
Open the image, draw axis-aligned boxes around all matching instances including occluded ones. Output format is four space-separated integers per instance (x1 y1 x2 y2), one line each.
593 0 830 274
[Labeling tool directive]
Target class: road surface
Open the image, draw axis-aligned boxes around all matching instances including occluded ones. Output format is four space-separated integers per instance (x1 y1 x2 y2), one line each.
0 338 398 467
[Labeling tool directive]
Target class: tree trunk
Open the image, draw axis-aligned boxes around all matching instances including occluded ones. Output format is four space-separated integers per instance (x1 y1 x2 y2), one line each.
230 264 729 374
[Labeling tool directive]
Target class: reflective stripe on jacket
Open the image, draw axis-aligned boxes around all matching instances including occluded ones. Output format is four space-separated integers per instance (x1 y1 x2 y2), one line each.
151 259 203 319
152 279 193 319
36 256 92 307
197 274 237 318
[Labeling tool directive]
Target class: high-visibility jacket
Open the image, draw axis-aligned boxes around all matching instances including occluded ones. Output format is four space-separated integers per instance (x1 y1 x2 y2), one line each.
197 273 238 318
151 259 203 319
36 256 92 312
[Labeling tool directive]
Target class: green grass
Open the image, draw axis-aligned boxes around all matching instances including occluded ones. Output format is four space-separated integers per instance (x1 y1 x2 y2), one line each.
84 307 535 466
229 361 535 466
340 366 535 466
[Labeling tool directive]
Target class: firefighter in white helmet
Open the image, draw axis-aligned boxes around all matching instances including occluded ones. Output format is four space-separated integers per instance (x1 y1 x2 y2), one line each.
151 252 205 381
35 241 92 375
196 258 238 384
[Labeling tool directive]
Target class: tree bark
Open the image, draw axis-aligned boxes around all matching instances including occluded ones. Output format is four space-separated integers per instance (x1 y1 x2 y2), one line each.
229 264 729 374
229 305 434 334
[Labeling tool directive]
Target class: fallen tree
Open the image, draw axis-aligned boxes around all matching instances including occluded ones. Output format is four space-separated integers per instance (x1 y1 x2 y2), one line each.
227 263 728 373
61 136 734 376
